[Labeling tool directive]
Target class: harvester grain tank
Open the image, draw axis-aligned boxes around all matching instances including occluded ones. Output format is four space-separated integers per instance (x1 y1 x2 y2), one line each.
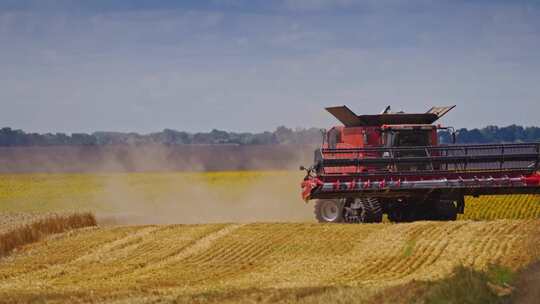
300 105 540 223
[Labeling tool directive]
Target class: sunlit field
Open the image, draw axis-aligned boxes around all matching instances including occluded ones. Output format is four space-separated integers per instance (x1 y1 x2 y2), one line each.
0 171 314 224
0 171 539 221
0 216 538 303
1 172 540 303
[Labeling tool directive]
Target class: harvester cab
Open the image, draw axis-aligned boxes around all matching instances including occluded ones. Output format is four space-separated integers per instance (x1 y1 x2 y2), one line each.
301 105 540 223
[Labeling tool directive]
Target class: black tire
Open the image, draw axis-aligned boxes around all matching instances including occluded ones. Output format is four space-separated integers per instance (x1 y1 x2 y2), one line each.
388 207 410 223
388 200 431 222
435 200 458 221
314 199 345 223
358 198 383 223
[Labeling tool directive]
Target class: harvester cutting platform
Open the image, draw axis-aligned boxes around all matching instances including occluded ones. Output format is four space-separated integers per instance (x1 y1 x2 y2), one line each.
301 105 540 223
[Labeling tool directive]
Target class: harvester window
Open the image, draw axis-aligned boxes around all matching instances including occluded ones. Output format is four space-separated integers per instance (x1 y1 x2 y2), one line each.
384 130 430 147
395 131 430 147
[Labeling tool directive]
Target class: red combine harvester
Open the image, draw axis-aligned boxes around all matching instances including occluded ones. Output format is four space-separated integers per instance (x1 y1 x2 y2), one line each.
300 105 540 223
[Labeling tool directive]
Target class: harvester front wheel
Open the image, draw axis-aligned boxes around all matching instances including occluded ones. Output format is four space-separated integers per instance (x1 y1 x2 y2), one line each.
314 199 345 223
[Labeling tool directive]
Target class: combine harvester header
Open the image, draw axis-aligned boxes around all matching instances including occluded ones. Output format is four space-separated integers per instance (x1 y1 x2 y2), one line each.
301 105 540 223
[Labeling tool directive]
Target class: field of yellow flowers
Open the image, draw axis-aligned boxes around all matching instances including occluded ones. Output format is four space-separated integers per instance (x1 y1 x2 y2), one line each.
0 171 538 221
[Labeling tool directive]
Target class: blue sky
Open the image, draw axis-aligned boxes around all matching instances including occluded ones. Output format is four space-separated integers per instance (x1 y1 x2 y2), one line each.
1 0 539 133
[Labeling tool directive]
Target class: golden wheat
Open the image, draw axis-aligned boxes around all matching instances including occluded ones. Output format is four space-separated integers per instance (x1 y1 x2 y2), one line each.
1 172 539 222
1 172 539 302
0 212 97 257
461 194 540 220
0 220 538 303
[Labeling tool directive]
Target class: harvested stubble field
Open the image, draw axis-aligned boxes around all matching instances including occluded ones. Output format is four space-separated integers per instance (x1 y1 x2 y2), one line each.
0 171 540 303
0 220 539 303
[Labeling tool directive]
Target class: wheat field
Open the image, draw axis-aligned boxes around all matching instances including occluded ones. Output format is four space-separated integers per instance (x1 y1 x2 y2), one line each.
0 172 540 303
1 172 539 221
0 213 97 258
0 220 538 303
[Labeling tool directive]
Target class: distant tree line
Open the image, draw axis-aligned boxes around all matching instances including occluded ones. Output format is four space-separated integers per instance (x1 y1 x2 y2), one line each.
0 125 539 146
438 125 540 144
0 126 323 146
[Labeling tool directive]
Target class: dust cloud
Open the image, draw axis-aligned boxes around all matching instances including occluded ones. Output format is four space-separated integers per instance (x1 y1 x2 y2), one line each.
85 144 316 225
0 144 315 173
95 171 315 225
0 144 317 224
